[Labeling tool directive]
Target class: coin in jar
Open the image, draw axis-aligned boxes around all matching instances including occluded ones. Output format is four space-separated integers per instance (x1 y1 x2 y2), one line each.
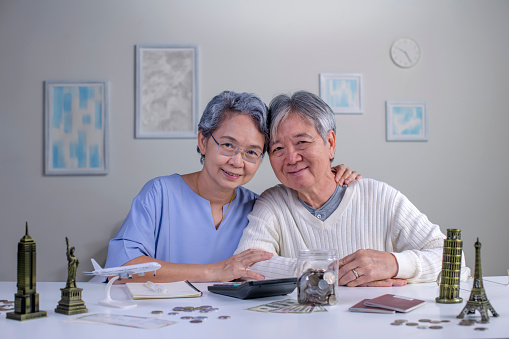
323 270 336 284
318 279 330 291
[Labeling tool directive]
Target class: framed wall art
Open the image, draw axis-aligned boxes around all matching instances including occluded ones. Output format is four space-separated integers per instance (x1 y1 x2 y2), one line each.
386 101 428 141
44 81 108 175
135 44 198 138
319 73 363 114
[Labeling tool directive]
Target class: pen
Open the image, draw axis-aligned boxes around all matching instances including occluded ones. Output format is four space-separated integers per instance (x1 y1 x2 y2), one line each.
146 281 167 293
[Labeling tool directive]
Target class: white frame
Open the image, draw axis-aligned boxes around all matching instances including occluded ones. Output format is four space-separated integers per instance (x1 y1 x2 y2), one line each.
386 101 428 141
319 73 363 114
44 81 109 175
135 44 198 138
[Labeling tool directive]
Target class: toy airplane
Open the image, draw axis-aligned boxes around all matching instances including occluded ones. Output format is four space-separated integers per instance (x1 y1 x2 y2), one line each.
85 259 162 309
85 258 161 280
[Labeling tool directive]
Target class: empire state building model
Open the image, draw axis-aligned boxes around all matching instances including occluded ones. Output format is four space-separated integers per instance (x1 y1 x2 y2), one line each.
6 223 47 321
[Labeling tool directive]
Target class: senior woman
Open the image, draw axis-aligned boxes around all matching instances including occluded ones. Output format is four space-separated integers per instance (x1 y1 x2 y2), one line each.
105 90 360 283
235 90 470 287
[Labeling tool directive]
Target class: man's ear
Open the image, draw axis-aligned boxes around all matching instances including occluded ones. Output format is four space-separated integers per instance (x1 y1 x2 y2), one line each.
327 130 336 160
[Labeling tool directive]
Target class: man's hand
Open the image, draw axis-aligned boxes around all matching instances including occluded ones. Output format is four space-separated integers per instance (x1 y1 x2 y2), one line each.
207 249 273 282
337 249 400 287
331 164 362 186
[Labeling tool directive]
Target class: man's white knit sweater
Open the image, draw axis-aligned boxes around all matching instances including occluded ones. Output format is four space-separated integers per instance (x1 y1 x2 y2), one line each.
235 178 470 283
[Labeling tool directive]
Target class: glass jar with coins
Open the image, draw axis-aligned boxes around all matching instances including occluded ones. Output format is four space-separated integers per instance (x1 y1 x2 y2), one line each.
297 249 339 306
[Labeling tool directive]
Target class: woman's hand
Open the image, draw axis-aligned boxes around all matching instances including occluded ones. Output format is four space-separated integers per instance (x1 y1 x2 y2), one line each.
331 164 362 186
207 249 273 282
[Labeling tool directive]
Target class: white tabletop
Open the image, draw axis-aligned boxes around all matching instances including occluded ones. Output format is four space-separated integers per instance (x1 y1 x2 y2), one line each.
1 277 508 339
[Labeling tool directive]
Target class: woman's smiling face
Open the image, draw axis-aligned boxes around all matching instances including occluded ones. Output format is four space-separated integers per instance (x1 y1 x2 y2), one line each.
198 112 265 191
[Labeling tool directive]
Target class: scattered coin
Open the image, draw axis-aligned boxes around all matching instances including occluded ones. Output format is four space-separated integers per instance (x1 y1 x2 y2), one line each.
474 327 489 331
430 320 442 324
419 319 431 323
173 307 185 311
190 319 203 323
429 325 443 329
417 326 428 329
151 310 163 314
441 320 451 323
394 319 408 323
458 320 475 326
181 316 194 320
406 322 419 326
218 315 231 319
195 316 208 320
390 322 403 326
201 307 218 313
183 307 195 312
167 312 179 315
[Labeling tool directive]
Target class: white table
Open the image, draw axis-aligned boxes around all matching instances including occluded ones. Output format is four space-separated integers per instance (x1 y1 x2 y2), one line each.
2 277 508 339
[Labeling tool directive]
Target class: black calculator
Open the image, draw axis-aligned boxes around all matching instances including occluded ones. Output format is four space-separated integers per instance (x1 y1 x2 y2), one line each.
207 278 298 299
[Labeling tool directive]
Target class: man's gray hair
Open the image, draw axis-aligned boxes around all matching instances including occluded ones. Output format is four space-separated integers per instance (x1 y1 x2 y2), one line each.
268 90 336 144
197 91 269 164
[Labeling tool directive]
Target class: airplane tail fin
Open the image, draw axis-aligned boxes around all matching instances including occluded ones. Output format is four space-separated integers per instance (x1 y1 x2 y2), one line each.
91 258 102 271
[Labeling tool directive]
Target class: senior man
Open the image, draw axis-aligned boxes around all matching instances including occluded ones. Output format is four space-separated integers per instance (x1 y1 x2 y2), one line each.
235 91 470 287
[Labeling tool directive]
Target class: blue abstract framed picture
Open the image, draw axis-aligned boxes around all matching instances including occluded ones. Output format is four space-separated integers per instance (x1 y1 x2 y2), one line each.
319 73 363 114
44 81 108 175
386 101 428 141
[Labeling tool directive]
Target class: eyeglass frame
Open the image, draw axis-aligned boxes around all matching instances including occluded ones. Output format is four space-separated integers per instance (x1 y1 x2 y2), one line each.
210 134 264 164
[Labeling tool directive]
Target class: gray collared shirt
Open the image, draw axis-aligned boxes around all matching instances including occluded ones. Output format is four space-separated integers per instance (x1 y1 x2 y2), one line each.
298 184 347 221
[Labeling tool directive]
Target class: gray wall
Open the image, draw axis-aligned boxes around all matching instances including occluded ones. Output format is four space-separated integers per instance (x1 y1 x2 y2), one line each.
1 0 508 282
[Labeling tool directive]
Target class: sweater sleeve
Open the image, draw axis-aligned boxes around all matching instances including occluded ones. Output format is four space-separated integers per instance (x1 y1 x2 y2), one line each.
235 188 298 278
390 191 470 283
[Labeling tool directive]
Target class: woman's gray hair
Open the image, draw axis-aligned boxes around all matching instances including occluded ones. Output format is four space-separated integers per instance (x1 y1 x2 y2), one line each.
197 91 269 164
268 90 336 144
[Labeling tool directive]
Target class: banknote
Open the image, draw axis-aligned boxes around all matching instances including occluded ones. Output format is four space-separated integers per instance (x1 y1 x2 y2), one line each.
245 299 328 313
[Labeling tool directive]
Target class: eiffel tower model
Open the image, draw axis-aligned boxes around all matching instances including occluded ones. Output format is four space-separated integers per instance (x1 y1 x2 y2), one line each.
457 238 499 322
6 223 47 321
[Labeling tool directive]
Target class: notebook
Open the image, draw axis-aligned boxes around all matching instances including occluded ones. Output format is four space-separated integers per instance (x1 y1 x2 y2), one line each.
363 294 425 313
349 299 396 314
125 281 202 300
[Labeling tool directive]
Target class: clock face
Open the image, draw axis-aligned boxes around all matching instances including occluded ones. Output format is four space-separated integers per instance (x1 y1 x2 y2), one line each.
390 38 420 68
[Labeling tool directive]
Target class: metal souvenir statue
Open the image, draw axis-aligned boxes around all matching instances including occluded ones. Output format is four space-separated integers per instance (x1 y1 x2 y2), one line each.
436 229 463 303
6 222 48 321
55 237 88 315
457 238 499 322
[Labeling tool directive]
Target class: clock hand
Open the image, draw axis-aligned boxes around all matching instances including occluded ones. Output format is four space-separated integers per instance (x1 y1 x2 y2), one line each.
396 47 412 62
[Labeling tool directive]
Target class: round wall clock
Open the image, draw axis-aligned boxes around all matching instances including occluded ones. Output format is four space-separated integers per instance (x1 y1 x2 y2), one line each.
390 38 421 68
